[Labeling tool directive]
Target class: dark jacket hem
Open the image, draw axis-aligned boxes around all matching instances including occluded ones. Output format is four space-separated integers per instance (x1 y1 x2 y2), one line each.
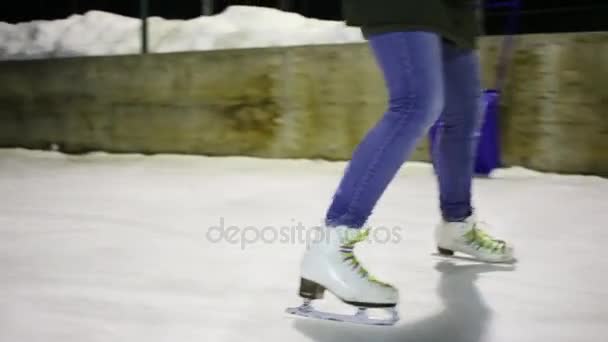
361 25 477 50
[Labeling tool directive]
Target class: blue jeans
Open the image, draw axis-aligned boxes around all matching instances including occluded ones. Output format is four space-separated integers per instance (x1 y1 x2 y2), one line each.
326 32 483 228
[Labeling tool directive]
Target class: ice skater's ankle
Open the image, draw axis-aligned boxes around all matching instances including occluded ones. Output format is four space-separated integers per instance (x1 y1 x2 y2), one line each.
325 218 366 229
442 212 473 223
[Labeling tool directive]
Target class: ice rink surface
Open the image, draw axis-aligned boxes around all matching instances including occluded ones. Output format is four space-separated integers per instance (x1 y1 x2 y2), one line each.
1 148 607 342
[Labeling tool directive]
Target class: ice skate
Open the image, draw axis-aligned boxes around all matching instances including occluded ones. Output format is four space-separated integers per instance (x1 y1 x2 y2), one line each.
286 226 399 326
435 215 515 263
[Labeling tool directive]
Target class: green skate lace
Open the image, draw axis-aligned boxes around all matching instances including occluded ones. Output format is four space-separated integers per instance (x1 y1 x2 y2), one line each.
464 224 507 253
340 229 392 287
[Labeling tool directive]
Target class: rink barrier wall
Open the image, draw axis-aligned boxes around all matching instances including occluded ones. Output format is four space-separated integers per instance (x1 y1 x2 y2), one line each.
0 32 607 176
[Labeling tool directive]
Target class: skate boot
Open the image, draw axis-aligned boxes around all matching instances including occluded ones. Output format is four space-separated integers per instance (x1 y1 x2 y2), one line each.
286 226 399 326
435 215 515 263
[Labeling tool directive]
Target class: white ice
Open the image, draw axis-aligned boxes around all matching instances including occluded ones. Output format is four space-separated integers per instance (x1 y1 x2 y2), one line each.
0 6 365 61
0 148 607 342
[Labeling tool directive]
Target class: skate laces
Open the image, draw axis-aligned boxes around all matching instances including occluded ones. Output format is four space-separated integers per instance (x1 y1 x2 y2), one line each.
464 222 506 253
339 229 392 287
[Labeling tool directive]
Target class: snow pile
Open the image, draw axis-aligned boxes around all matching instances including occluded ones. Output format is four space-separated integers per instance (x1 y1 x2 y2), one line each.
0 6 365 61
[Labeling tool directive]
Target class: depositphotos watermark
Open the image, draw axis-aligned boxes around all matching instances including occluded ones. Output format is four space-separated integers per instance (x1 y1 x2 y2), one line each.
206 218 403 250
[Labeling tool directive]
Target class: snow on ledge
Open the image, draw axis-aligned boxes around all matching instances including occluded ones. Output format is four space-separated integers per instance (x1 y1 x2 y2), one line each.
0 6 365 61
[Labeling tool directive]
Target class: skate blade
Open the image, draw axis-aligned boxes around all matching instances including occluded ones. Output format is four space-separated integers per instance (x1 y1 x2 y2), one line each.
286 302 399 326
432 252 517 264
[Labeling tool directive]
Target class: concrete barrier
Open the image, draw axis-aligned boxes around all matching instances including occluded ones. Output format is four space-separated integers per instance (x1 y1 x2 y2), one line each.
479 33 608 176
0 32 606 176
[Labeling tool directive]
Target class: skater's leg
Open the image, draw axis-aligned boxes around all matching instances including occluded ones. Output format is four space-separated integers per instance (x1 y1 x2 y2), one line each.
432 41 483 222
326 32 445 228
297 32 445 314
432 41 515 263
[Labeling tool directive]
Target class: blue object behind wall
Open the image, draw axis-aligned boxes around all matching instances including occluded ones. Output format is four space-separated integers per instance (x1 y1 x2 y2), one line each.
429 0 520 176
475 90 501 175
428 90 502 176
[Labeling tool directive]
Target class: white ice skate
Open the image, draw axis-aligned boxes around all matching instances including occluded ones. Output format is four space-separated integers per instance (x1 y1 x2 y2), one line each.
286 226 399 326
435 215 515 263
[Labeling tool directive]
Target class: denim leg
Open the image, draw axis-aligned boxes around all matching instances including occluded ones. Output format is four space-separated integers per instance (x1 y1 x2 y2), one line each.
325 32 445 228
432 41 484 222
